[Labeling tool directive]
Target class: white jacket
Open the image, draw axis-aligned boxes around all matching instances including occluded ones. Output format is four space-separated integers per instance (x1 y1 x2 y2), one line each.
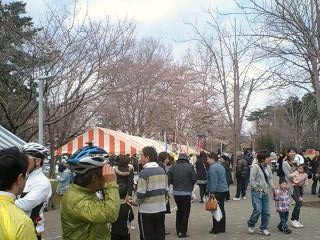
15 168 52 233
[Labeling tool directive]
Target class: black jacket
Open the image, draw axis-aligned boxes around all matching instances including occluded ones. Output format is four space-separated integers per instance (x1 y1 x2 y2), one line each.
115 165 134 196
168 159 197 192
310 157 320 174
195 159 208 181
277 156 285 177
111 202 134 236
236 158 249 178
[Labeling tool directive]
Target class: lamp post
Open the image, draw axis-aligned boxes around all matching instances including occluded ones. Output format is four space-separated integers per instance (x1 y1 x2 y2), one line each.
38 75 54 145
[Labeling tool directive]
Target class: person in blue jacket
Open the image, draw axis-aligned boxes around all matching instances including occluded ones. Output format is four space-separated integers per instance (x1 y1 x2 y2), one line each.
206 152 229 235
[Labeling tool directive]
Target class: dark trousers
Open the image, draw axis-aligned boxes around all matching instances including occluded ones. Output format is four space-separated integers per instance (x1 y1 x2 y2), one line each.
226 190 230 201
278 212 289 231
211 191 227 233
36 233 41 240
245 168 250 190
111 233 130 240
311 175 320 195
138 212 165 240
174 195 191 235
291 186 303 221
198 184 207 201
235 176 246 198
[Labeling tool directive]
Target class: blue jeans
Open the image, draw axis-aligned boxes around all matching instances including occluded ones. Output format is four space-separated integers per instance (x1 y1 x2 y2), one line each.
247 190 270 230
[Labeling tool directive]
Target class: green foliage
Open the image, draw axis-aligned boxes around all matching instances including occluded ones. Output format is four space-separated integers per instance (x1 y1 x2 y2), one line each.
256 134 275 152
247 106 273 126
0 1 41 137
248 92 320 150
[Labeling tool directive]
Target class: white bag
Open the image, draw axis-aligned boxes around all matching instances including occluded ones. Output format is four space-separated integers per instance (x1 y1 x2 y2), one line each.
211 204 223 222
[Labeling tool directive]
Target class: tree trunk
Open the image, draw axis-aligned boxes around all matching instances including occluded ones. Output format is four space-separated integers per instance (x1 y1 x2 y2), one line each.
310 46 320 146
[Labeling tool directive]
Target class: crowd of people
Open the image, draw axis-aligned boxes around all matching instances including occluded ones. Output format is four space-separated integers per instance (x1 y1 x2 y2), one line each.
1 142 320 240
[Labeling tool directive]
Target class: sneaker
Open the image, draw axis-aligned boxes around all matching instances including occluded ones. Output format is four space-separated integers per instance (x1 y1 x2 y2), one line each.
258 229 271 236
233 197 241 201
291 220 300 228
243 196 247 200
283 229 292 234
296 221 304 228
248 227 255 234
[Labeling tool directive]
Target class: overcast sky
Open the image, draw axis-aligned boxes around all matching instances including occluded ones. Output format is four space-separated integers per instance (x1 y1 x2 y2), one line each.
23 0 238 57
20 0 280 132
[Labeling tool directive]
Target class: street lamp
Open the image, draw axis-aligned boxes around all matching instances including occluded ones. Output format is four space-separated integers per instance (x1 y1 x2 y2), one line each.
38 75 54 145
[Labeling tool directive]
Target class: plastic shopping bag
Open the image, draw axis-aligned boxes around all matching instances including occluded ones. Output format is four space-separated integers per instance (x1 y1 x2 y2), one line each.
211 204 223 222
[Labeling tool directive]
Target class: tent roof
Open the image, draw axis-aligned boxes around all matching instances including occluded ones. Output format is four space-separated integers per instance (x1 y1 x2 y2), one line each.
0 125 26 150
55 127 171 155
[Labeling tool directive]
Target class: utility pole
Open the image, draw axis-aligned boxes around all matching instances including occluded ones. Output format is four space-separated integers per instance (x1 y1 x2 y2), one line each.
38 77 44 145
38 75 54 145
233 41 240 174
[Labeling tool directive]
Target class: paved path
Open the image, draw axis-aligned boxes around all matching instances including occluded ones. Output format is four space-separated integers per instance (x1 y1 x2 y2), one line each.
43 184 320 240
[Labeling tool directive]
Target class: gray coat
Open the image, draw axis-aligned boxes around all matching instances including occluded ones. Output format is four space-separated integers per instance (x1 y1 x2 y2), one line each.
282 160 294 194
250 164 275 194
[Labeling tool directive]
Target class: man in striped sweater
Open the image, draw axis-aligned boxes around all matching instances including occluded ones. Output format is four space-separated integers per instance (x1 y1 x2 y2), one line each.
135 146 167 240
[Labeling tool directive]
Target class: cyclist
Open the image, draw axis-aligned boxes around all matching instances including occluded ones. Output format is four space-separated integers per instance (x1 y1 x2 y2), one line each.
0 147 37 240
15 143 52 240
60 146 120 240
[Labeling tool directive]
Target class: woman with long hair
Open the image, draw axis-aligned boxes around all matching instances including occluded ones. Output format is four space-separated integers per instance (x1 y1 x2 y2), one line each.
195 151 208 203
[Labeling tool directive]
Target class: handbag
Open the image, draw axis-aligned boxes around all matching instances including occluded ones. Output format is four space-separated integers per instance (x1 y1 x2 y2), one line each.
205 195 218 211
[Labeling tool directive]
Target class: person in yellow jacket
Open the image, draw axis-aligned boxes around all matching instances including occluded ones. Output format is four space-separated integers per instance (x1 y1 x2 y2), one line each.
0 147 37 240
61 147 120 240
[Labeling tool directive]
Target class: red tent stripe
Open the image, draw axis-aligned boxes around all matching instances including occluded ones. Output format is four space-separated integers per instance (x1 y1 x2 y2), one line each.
88 129 94 142
98 128 104 149
78 135 83 150
109 135 115 154
120 141 125 154
67 142 73 154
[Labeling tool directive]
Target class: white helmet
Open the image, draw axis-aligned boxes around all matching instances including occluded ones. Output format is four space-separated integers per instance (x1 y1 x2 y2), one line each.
22 142 49 159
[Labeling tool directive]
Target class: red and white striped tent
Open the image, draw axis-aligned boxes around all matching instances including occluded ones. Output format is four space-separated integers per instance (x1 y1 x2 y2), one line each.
55 127 168 156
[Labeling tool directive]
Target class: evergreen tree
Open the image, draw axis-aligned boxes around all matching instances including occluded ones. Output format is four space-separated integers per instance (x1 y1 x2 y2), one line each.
0 1 41 138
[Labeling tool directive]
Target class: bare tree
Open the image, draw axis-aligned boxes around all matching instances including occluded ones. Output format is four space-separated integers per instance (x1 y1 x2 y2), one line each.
239 0 320 141
32 4 136 176
185 10 272 168
98 38 178 135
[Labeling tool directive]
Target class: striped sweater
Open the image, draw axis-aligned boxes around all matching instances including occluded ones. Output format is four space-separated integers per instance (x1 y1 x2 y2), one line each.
135 162 167 213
